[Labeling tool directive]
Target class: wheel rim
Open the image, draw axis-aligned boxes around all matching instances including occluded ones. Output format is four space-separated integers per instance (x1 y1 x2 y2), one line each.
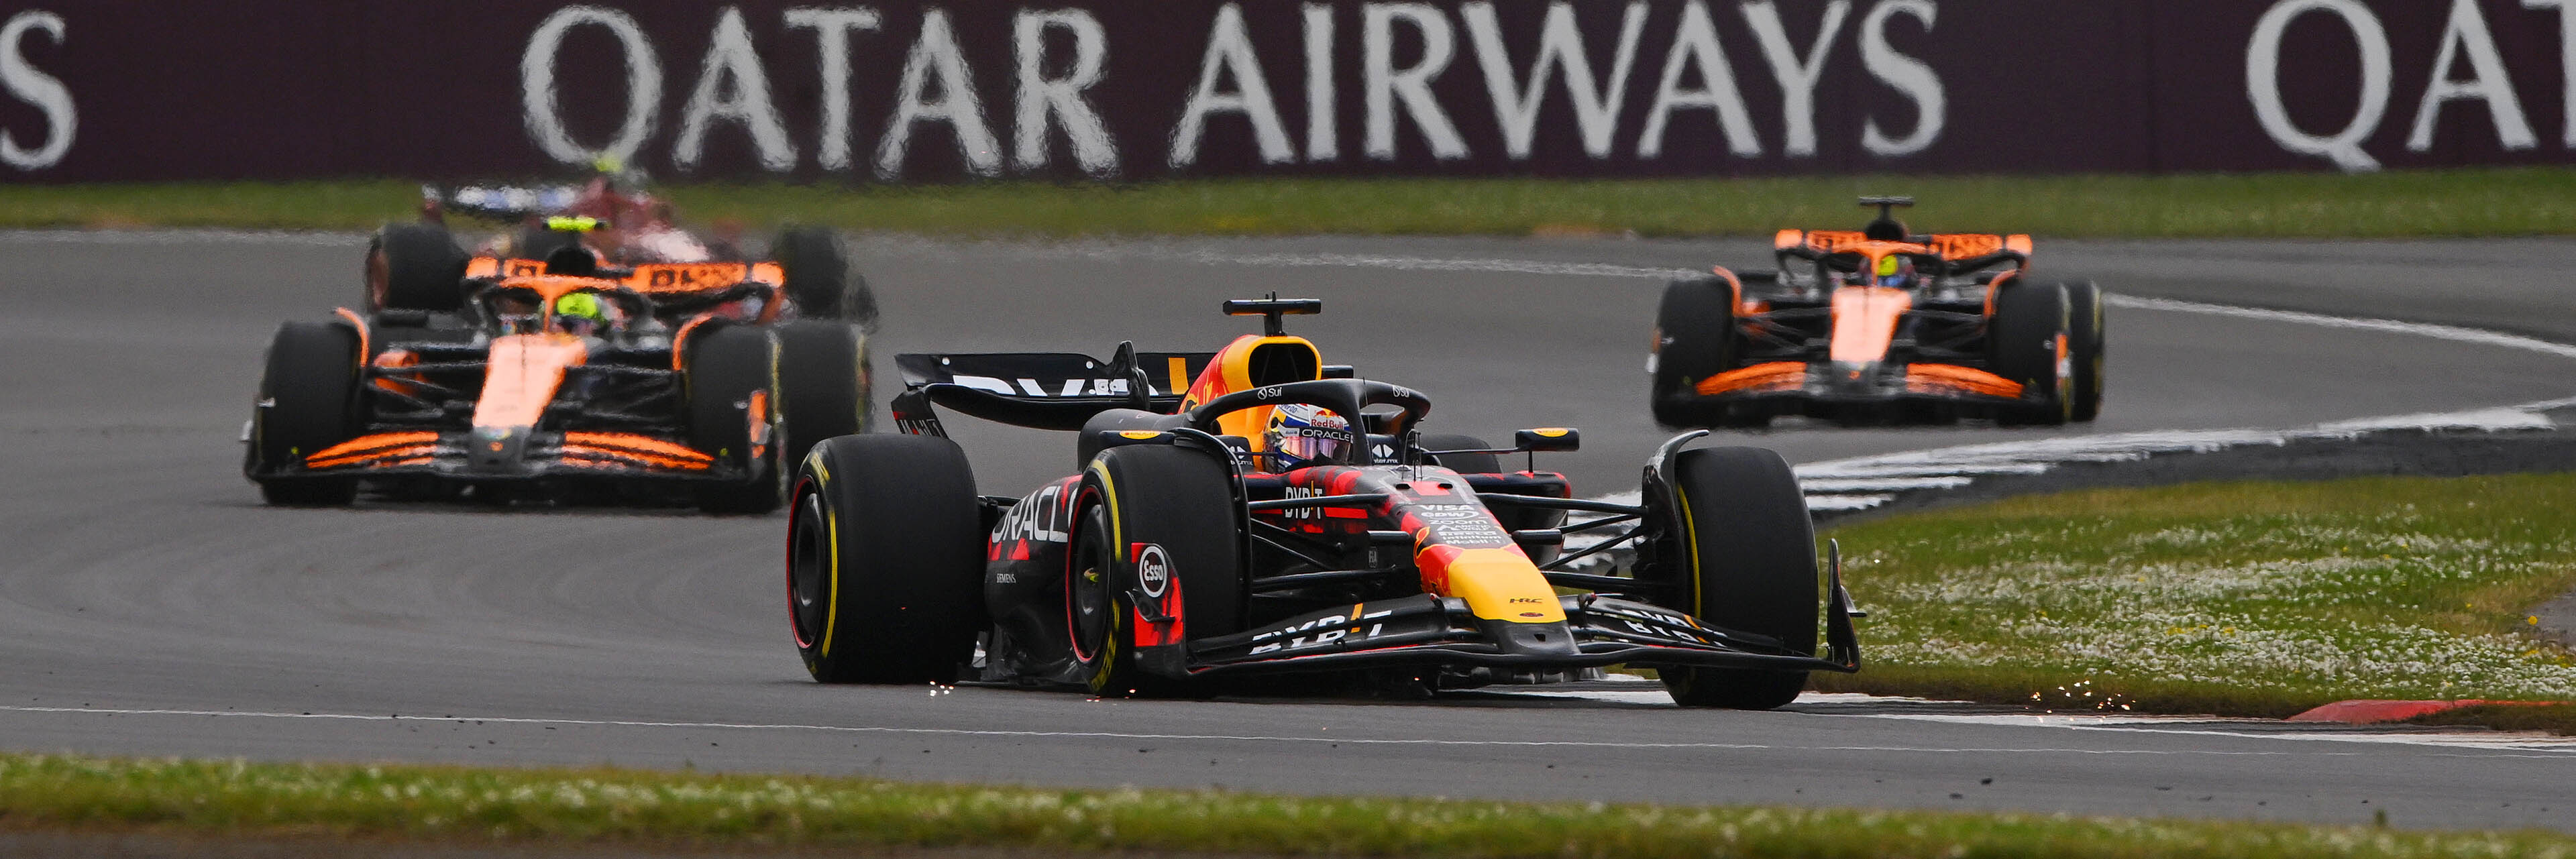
788 488 830 648
1067 505 1112 664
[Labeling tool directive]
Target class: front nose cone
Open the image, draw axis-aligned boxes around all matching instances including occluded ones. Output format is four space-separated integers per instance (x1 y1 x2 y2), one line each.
1827 361 1880 394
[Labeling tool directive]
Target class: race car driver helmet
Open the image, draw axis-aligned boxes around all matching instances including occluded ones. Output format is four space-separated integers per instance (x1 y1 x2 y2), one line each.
553 292 609 336
1263 403 1350 467
1874 254 1915 288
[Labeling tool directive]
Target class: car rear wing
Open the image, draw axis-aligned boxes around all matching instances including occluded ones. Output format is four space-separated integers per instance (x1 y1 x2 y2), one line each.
890 344 1216 435
1772 229 2031 278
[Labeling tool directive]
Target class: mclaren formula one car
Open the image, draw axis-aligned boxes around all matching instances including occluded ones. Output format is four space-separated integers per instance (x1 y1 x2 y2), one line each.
366 166 875 327
786 298 1860 708
1650 197 2106 428
243 243 866 513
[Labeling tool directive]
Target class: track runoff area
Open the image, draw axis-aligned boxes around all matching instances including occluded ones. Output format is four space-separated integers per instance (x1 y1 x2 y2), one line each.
1 231 2572 832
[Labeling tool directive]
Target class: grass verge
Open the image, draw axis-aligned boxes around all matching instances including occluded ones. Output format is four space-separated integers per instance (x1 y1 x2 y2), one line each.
2409 703 2576 734
5 168 2576 238
4 752 2575 858
1811 473 2576 724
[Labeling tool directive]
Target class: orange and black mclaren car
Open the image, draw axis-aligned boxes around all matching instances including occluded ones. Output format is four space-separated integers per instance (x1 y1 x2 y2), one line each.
783 297 1860 708
1649 197 2106 428
244 246 869 513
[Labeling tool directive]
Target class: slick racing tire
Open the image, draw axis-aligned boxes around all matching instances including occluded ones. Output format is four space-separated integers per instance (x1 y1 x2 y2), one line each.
366 223 469 313
684 325 784 514
513 225 580 262
775 226 879 329
1988 282 2073 426
774 320 872 470
1654 446 1817 709
1419 433 1499 475
252 321 364 506
2063 281 2106 422
1649 276 1739 430
788 434 985 683
1069 445 1246 696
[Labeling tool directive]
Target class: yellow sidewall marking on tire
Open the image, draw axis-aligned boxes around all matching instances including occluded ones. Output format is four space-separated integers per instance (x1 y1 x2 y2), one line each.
1083 462 1124 692
821 496 842 659
1673 483 1703 695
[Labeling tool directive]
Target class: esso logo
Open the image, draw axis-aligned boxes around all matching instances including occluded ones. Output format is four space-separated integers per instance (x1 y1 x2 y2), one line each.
1134 542 1171 598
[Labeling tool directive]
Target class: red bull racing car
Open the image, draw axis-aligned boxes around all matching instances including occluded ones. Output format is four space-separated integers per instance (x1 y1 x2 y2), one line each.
1650 197 2106 428
786 298 1860 708
243 239 867 513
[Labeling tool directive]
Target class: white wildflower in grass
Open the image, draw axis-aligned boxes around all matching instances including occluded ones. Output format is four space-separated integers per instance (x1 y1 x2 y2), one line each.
1835 475 2576 707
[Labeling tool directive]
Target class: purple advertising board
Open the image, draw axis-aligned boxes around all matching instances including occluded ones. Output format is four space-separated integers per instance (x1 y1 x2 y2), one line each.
1 1 2571 182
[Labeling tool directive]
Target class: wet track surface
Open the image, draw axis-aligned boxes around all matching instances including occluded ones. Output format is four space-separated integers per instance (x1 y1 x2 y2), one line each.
3 231 2575 832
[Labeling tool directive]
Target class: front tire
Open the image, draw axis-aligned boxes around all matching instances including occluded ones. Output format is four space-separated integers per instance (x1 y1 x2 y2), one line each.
684 325 783 514
788 434 984 683
1069 445 1246 696
2063 282 2106 422
250 321 364 506
1988 282 2072 426
1652 446 1818 709
1650 276 1739 430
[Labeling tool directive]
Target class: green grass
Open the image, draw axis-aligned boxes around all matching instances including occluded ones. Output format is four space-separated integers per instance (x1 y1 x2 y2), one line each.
1812 473 2576 720
5 752 2575 858
5 168 2576 237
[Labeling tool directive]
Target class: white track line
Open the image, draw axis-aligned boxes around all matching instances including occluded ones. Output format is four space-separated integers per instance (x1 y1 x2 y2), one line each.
0 704 2441 758
2102 294 2576 361
7 703 2571 760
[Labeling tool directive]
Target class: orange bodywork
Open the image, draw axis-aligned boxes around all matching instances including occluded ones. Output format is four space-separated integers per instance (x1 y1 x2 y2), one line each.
474 334 588 429
371 348 423 396
470 257 782 295
561 431 716 471
1829 286 1913 365
303 431 440 469
1903 364 2025 399
1778 230 2033 264
1695 361 1807 396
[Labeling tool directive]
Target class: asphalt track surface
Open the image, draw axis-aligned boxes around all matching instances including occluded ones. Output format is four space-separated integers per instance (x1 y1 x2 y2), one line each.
3 231 2574 834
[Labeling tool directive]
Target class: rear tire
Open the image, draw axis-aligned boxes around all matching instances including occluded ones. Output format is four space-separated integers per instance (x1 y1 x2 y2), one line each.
788 434 984 683
1069 445 1246 696
1653 447 1817 709
2063 282 2106 422
775 226 879 329
251 321 364 506
684 325 783 514
1650 277 1739 430
775 321 872 470
366 224 468 312
1988 282 2072 426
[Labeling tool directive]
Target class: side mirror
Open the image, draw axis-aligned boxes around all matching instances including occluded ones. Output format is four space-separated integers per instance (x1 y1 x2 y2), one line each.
1515 428 1579 452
